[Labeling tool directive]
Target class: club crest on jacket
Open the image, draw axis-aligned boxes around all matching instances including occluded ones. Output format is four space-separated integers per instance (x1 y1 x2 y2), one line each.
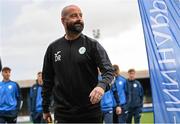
79 47 86 55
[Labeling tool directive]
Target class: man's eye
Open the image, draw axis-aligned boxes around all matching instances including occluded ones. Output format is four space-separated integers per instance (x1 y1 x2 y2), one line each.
71 14 77 17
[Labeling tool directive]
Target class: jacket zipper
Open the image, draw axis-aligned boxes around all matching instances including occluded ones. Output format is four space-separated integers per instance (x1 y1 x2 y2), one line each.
68 41 73 97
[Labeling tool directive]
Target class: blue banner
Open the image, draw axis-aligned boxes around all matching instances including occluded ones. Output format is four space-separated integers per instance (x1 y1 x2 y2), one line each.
138 0 180 123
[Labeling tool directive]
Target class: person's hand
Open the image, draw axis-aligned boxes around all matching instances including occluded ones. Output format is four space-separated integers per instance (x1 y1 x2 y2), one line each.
43 112 52 123
89 86 104 104
116 106 122 115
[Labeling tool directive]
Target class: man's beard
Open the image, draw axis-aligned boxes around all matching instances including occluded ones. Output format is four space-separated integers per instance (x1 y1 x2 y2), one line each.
66 21 84 34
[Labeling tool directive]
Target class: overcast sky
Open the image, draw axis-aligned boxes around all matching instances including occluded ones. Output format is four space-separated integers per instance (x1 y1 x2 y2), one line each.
0 0 148 80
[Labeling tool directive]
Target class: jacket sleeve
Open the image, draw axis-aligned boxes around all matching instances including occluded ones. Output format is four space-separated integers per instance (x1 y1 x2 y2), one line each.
124 80 129 107
139 82 144 107
15 83 22 112
112 83 121 106
92 41 114 90
42 45 55 113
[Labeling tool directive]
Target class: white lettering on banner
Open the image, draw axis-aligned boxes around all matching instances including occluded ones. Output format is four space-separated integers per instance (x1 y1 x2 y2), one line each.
161 70 178 87
153 31 172 47
167 108 180 112
158 48 176 64
150 0 180 116
163 89 180 104
150 15 169 28
150 0 169 28
150 0 167 13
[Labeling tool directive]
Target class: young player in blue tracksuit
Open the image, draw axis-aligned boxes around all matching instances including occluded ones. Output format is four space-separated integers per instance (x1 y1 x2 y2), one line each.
29 72 44 123
101 65 127 124
101 89 115 123
99 67 115 124
111 64 127 123
0 67 21 123
126 69 144 124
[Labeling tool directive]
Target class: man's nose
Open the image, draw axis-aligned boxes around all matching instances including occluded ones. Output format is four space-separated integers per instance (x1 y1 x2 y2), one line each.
77 14 82 21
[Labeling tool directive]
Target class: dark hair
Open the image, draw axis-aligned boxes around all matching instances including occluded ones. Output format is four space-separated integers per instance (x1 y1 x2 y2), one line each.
113 64 120 72
37 72 42 75
2 67 11 72
128 68 136 73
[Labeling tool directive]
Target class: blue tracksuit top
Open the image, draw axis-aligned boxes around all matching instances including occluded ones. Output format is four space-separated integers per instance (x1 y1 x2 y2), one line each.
36 86 43 112
111 75 127 106
100 74 115 112
30 83 43 113
101 89 115 112
101 75 127 112
0 80 21 117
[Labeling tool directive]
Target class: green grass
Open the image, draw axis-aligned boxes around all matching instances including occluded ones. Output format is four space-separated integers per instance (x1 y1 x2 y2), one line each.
141 112 154 123
132 112 154 124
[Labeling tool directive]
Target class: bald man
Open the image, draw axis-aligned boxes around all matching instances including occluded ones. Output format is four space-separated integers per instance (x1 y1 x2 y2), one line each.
42 5 113 123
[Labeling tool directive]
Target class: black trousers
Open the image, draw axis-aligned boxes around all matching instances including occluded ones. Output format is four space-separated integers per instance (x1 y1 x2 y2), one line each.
31 112 45 123
126 107 142 124
113 107 127 123
0 116 17 123
54 113 103 123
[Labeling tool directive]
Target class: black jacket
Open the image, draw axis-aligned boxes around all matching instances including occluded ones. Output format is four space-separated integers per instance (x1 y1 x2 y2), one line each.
42 34 113 118
126 79 144 109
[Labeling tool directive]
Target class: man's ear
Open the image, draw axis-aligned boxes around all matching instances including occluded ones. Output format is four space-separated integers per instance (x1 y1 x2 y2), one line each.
61 17 65 24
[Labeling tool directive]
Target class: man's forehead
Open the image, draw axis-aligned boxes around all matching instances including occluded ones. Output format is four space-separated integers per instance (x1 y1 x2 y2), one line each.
62 5 82 17
3 70 10 73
